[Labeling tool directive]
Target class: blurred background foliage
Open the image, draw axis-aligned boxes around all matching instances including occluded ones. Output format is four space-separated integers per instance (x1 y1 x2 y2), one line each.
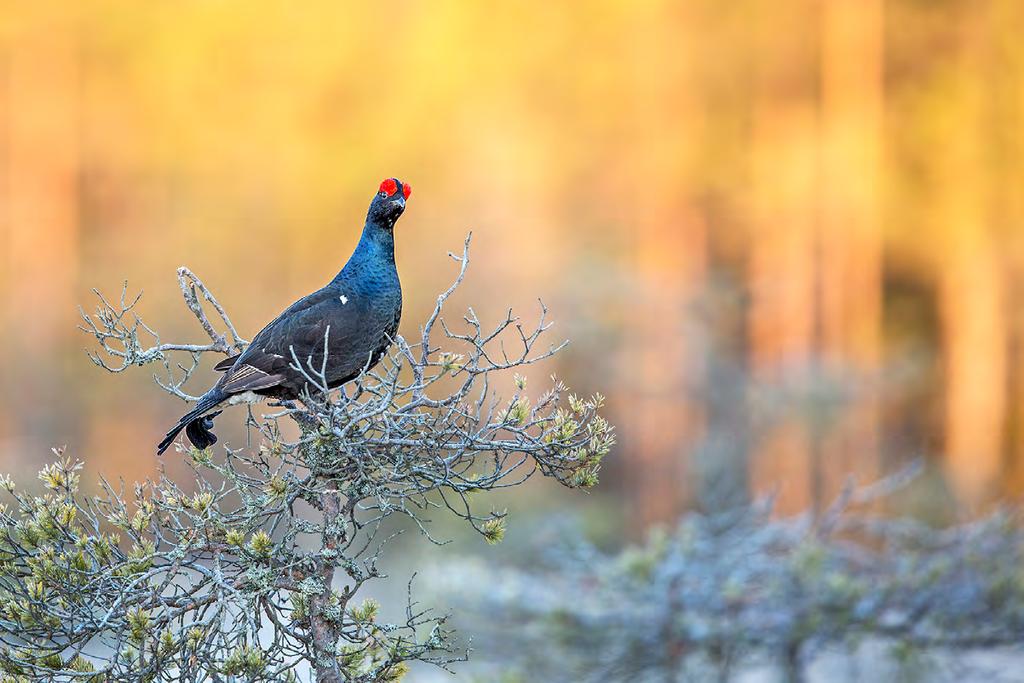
1 2 1024 677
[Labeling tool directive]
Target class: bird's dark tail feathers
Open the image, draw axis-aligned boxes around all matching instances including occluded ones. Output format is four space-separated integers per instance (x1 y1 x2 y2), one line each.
156 390 227 455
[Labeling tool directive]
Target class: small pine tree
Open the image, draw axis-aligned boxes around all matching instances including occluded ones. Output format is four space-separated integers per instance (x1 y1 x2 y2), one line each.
0 237 613 682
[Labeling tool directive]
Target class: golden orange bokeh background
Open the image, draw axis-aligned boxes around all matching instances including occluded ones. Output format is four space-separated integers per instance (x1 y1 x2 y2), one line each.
1 1 1023 526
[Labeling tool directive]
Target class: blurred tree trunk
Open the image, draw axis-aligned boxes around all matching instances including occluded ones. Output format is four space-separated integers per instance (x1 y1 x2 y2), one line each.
693 264 751 514
939 210 1006 505
746 0 818 514
1011 271 1024 493
990 0 1024 497
1 10 80 454
620 2 707 527
936 12 1008 505
817 0 884 506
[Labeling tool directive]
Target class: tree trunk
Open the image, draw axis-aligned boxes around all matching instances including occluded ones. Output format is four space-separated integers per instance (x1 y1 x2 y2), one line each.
310 488 344 683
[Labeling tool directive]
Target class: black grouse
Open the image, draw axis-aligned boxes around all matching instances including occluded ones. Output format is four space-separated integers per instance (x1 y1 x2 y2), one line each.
157 177 410 455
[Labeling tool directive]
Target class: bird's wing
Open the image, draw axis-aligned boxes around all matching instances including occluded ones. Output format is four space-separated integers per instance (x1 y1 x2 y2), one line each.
219 287 342 393
220 362 285 393
257 287 338 333
213 355 240 371
211 288 334 381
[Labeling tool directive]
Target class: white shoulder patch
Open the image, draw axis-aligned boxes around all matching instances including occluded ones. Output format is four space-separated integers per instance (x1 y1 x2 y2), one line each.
339 295 349 305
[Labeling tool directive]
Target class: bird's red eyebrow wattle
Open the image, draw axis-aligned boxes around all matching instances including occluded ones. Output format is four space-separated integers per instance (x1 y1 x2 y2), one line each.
401 182 411 200
380 178 399 196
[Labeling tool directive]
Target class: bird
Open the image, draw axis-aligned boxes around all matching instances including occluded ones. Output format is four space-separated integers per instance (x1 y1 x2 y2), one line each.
157 177 411 455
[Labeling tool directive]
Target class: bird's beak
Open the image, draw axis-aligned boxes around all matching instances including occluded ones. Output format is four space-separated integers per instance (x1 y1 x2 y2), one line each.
390 197 406 210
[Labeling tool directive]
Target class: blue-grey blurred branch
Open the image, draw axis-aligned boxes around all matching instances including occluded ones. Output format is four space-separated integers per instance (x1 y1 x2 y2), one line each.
429 460 1024 682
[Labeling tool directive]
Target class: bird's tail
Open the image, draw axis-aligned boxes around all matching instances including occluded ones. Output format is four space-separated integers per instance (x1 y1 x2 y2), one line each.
157 389 227 455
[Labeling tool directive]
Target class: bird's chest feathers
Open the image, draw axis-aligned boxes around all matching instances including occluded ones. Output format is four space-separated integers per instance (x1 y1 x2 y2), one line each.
322 279 400 345
337 272 401 315
332 285 398 317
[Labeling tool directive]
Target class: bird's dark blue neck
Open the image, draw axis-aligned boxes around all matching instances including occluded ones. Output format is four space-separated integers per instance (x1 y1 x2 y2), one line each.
331 220 396 286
